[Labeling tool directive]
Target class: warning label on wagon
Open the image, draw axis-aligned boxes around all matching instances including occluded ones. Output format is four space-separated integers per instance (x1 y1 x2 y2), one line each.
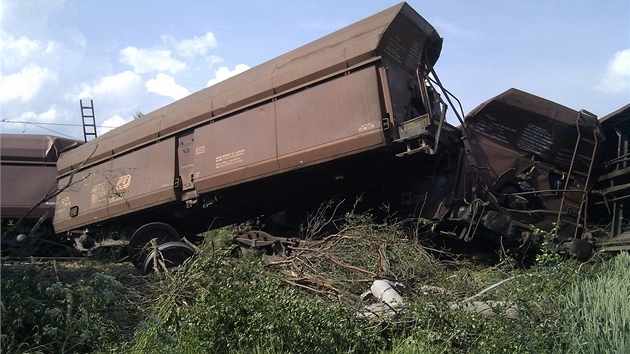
516 123 552 158
215 149 245 169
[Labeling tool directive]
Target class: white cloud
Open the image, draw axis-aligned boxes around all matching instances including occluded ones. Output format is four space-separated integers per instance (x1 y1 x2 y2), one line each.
204 55 224 65
98 115 129 135
0 64 57 103
0 0 64 37
37 107 59 122
596 49 630 94
0 32 43 67
15 107 58 123
170 32 218 58
206 64 250 87
146 73 190 100
78 71 143 99
119 46 186 74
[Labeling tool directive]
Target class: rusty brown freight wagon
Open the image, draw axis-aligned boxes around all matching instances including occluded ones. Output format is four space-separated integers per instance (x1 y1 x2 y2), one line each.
53 3 460 270
1 134 82 255
446 89 605 256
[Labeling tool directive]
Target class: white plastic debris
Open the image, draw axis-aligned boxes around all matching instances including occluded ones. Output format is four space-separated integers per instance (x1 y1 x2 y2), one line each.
358 280 405 319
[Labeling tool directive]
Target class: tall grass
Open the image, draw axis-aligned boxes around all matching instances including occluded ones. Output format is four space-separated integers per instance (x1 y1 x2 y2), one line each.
560 252 630 354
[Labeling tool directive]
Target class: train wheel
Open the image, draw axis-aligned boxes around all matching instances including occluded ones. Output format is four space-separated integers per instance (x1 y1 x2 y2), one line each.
142 241 196 275
128 222 181 270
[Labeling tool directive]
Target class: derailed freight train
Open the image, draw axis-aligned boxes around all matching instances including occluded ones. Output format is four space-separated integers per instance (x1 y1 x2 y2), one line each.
3 3 626 270
51 2 457 271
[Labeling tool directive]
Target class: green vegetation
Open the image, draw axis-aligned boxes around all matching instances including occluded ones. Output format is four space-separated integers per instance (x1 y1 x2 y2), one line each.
2 217 628 353
559 252 630 354
119 252 383 354
1 262 141 353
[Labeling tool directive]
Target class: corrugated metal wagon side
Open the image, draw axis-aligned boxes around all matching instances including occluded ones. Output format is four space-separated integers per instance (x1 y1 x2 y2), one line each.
53 3 457 272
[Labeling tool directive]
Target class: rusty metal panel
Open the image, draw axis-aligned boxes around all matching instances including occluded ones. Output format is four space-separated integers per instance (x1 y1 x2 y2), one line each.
384 64 422 126
463 88 604 217
107 138 176 217
56 136 114 174
56 115 164 174
193 103 279 193
1 164 58 219
270 3 441 94
56 3 441 176
109 117 163 156
212 66 274 115
376 9 441 74
54 159 112 232
1 134 82 220
465 88 602 181
158 88 216 137
57 106 165 175
276 66 385 169
1 134 82 162
54 139 176 232
271 50 349 95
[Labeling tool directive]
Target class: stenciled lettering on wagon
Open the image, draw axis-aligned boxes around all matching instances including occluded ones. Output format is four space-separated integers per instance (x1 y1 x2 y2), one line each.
116 174 132 190
400 191 426 206
56 196 71 215
59 196 71 207
110 174 132 201
404 40 424 70
359 122 375 132
383 36 404 65
516 123 553 159
474 114 516 145
215 149 245 169
91 182 108 207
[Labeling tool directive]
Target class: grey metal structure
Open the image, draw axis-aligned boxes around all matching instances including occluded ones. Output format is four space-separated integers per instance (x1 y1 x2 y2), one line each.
591 104 630 250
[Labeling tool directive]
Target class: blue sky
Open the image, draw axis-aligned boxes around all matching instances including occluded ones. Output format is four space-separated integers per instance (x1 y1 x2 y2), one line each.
1 0 628 140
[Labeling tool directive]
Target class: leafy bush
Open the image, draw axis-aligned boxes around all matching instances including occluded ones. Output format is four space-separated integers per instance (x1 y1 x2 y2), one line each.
120 251 385 353
1 265 140 353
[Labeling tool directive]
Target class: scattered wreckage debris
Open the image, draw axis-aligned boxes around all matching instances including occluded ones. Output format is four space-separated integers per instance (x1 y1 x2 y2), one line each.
357 277 521 321
235 219 524 322
359 280 406 319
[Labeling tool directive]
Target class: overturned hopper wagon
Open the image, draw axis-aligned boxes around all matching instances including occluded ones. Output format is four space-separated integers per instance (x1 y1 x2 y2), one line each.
53 3 461 271
434 89 606 256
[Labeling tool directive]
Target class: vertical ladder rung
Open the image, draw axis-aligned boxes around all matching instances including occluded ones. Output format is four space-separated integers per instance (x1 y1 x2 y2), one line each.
80 99 98 142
